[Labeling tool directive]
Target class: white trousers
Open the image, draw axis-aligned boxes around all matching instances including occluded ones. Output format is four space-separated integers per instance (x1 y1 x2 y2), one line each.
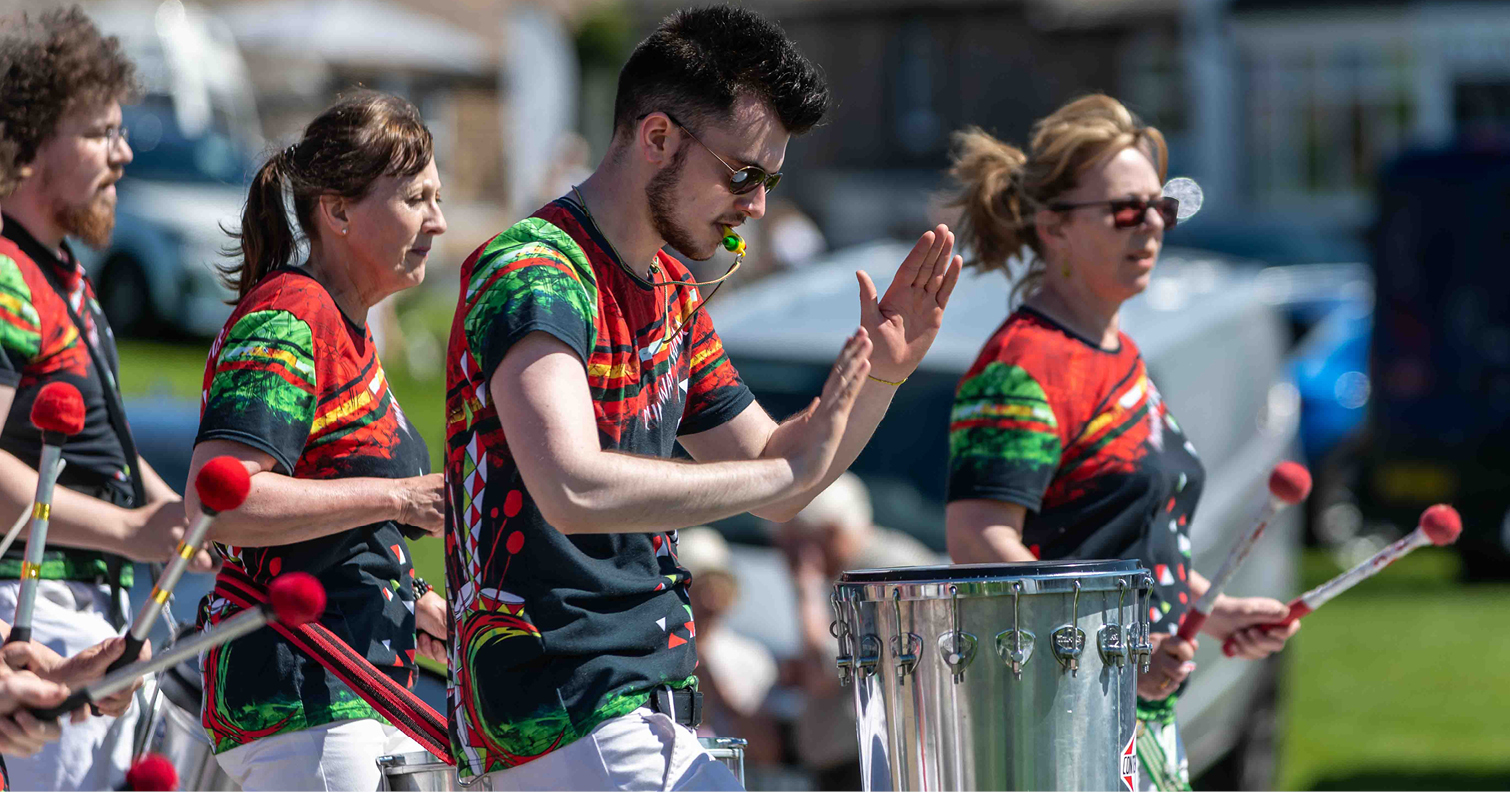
0 579 139 792
477 707 743 792
215 717 422 791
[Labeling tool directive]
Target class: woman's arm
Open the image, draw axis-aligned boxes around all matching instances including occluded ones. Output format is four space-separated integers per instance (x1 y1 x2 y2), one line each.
185 439 442 548
945 499 1038 563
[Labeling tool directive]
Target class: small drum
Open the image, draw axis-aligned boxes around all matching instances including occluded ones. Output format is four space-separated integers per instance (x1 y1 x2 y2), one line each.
144 656 240 791
376 752 461 791
833 560 1153 791
698 736 747 785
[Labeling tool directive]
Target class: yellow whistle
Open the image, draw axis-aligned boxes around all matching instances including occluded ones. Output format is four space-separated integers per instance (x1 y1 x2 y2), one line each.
720 226 746 257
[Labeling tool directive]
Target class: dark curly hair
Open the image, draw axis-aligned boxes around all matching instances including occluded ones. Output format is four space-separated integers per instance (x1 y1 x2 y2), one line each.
0 5 137 168
223 90 434 299
612 5 830 139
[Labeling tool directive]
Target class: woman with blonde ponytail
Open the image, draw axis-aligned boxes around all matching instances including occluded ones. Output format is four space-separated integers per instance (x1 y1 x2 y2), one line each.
187 91 449 790
942 95 1299 791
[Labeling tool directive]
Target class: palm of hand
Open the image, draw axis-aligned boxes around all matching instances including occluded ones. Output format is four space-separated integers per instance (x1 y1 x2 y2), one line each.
859 226 962 381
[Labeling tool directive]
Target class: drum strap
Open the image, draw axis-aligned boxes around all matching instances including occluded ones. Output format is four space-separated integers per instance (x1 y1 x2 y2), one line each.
212 566 455 765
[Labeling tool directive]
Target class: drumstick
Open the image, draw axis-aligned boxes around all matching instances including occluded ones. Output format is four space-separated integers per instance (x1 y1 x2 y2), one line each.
1176 461 1311 642
106 457 251 673
30 572 325 721
7 383 86 644
1222 504 1461 656
0 459 65 560
119 753 177 791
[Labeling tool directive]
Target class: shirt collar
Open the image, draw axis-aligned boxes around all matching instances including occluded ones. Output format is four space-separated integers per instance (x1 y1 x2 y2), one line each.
0 214 84 292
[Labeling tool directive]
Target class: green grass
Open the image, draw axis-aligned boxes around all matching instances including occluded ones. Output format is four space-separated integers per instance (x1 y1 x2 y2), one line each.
1277 548 1510 790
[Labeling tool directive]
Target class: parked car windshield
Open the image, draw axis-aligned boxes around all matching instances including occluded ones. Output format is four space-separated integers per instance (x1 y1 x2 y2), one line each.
123 95 254 185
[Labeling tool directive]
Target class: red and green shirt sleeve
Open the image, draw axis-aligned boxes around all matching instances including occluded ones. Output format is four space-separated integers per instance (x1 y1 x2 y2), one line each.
0 253 42 387
947 360 1062 510
464 232 597 381
197 308 317 475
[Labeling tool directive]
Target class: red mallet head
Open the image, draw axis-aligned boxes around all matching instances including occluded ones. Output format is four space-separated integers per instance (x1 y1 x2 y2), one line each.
30 381 85 437
123 753 178 791
194 456 252 514
1267 461 1312 505
268 572 325 626
1420 504 1462 546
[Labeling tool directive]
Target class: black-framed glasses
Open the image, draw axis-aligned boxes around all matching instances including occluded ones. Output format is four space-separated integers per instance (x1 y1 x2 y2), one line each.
663 113 781 196
1050 195 1179 230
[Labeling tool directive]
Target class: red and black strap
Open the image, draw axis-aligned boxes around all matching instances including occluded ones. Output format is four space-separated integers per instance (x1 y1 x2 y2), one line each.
213 566 454 765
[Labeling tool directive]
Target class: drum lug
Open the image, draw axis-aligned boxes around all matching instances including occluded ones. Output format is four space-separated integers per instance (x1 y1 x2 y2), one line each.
937 631 978 684
1097 624 1127 667
1133 574 1154 672
1051 626 1086 674
835 654 854 685
856 635 882 678
994 629 1036 678
892 633 923 682
1053 580 1086 675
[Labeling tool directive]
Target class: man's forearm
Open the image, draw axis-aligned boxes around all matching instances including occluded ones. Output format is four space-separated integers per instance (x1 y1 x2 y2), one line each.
0 450 131 556
754 380 897 521
205 472 411 547
136 456 180 503
540 451 801 534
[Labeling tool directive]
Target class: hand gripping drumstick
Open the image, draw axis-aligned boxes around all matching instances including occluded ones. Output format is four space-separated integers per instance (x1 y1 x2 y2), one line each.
119 753 178 791
1176 461 1312 643
6 383 87 645
29 572 325 721
106 457 251 673
1222 503 1461 656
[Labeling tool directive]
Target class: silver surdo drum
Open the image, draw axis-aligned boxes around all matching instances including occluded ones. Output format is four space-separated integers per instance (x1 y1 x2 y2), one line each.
832 560 1153 791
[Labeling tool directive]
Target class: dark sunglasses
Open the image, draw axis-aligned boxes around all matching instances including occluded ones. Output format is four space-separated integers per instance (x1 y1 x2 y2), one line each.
1050 195 1180 230
663 113 782 196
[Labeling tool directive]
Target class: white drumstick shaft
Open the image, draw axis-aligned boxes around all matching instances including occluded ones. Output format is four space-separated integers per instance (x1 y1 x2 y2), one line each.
90 605 271 700
12 444 65 634
0 460 65 560
1299 527 1431 612
127 510 214 641
1190 497 1281 616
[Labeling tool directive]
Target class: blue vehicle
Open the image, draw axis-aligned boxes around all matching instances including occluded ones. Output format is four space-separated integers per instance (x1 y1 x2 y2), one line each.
1366 144 1510 578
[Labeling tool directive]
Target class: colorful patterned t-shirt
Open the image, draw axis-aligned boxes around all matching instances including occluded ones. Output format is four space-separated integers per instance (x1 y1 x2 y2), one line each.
444 197 755 779
947 307 1205 636
0 217 134 584
195 269 430 752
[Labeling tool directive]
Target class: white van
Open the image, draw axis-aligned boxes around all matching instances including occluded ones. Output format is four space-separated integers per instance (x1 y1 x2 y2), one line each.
75 0 260 336
709 243 1305 788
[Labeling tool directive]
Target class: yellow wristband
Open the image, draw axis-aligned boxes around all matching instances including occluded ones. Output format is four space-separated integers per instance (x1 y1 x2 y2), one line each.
867 373 907 387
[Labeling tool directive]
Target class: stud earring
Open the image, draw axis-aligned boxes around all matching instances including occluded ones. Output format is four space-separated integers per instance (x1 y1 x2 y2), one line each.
1061 264 1071 279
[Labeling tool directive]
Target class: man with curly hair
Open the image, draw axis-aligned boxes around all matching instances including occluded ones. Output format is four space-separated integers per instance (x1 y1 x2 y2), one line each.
0 7 213 789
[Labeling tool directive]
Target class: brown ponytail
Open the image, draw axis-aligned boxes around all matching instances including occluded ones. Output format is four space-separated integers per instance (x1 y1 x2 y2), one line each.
222 90 434 300
946 94 1168 306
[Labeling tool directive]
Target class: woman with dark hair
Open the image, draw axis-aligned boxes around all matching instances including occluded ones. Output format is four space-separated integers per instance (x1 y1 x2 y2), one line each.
942 95 1299 791
182 90 447 790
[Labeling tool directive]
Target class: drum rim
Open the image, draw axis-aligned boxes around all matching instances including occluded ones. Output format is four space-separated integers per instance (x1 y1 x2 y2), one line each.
837 558 1141 584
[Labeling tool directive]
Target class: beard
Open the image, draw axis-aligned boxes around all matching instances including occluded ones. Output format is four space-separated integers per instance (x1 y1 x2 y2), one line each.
48 169 119 249
646 147 714 261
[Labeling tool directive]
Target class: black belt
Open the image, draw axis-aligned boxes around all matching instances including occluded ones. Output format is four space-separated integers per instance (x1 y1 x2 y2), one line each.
647 685 702 728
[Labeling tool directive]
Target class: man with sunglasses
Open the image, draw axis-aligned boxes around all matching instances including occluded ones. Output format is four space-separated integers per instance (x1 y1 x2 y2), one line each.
0 9 214 790
444 5 961 789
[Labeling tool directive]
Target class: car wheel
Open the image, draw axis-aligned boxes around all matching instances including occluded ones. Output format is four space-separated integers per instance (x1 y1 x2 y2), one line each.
1194 658 1281 791
99 254 159 337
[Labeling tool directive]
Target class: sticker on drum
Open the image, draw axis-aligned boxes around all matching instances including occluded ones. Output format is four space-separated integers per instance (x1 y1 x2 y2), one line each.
1121 732 1138 792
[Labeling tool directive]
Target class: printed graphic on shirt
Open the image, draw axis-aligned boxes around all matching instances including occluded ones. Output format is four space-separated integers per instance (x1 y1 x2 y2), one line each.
948 308 1205 636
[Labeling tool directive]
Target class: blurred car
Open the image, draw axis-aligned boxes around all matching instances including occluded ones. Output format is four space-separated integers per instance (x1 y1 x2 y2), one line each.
74 0 260 337
710 243 1304 789
1368 144 1510 578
